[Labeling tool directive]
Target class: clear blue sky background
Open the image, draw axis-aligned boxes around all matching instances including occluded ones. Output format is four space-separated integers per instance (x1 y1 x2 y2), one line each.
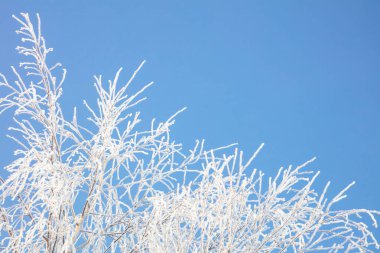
1 0 380 240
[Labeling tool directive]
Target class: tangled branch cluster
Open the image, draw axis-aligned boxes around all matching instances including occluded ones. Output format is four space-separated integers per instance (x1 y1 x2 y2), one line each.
0 13 379 253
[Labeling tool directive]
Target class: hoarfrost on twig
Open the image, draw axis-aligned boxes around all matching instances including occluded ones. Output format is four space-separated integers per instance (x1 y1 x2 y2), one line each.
0 13 379 253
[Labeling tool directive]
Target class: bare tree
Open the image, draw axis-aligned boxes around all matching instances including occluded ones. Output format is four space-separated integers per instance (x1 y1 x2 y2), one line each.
0 13 379 253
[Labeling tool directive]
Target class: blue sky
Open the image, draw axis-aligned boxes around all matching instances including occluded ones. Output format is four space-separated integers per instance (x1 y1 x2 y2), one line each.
1 0 380 239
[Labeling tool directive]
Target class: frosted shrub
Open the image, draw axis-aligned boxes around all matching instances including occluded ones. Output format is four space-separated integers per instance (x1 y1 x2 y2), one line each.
0 13 379 253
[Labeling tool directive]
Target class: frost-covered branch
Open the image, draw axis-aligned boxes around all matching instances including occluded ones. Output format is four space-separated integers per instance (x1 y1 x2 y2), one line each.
0 13 379 253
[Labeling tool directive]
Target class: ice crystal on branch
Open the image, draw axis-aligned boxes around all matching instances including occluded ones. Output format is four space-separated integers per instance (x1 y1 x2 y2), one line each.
0 13 379 253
